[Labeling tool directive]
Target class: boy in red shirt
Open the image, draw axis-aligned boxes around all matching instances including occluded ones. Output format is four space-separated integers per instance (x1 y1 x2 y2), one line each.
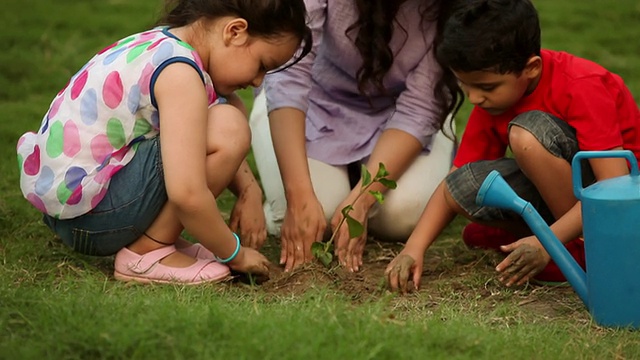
385 0 640 292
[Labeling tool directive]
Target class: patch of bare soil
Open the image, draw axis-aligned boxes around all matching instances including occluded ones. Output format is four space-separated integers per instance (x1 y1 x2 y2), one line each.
249 236 588 323
50 232 587 323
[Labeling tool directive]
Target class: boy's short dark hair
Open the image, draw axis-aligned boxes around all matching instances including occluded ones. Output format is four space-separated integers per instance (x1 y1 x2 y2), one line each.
436 0 541 74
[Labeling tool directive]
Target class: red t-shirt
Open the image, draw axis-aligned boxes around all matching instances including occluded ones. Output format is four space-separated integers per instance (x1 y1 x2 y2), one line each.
454 49 640 167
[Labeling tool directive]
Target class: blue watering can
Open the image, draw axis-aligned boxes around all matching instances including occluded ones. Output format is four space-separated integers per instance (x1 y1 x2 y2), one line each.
475 150 640 328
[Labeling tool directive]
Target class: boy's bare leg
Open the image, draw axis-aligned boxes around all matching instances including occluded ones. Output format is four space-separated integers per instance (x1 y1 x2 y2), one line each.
509 125 577 219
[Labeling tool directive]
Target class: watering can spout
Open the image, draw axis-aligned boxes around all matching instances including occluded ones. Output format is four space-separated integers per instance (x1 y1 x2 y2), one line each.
476 171 589 306
476 171 530 214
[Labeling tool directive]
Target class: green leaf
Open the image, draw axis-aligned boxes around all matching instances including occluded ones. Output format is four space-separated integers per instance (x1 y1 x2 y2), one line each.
360 164 372 186
369 190 384 204
341 204 353 217
376 162 389 178
311 242 325 258
345 214 365 238
318 252 333 268
378 178 397 189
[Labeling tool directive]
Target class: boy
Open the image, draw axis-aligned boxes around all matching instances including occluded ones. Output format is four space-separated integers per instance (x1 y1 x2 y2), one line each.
385 0 640 293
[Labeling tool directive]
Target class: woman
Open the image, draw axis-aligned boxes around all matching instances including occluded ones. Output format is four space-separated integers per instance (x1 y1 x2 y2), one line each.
250 0 462 272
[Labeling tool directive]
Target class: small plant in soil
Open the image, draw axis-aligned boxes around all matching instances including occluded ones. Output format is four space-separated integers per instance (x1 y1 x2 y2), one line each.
311 163 397 267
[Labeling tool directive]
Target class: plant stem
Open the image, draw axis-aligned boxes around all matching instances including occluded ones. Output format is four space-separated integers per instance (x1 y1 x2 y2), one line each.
323 175 380 252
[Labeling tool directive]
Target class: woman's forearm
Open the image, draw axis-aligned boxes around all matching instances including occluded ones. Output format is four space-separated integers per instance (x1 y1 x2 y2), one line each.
268 107 316 204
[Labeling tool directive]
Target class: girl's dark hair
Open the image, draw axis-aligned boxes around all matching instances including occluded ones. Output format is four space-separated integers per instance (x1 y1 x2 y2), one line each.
436 0 541 74
347 0 463 141
156 0 312 71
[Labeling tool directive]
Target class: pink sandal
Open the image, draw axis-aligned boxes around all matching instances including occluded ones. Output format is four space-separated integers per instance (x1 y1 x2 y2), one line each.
178 243 215 260
114 245 230 284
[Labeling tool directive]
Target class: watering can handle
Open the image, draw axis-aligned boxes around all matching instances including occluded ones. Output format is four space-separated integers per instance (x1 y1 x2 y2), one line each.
572 150 639 199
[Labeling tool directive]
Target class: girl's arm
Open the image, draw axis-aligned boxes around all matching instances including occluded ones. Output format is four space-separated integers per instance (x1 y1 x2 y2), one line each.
155 62 267 274
227 160 267 249
223 91 267 249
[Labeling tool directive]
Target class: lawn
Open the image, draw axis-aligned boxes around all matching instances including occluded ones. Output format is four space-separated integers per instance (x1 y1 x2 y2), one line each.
1 0 640 359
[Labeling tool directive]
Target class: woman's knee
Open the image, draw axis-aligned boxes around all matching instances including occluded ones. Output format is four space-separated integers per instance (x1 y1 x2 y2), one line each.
367 188 431 241
207 104 251 157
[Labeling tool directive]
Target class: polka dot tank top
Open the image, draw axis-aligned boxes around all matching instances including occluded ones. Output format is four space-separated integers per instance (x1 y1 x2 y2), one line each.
17 28 217 219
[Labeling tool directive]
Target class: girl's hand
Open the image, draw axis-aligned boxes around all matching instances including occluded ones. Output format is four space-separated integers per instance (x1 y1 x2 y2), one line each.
496 236 551 286
385 249 424 294
280 194 326 272
332 198 369 272
229 183 267 249
228 247 271 276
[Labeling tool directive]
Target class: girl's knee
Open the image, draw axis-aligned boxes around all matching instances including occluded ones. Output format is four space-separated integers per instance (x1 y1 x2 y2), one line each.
207 104 251 156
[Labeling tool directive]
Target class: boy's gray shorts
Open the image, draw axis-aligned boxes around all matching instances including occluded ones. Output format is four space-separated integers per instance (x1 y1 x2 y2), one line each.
446 110 594 223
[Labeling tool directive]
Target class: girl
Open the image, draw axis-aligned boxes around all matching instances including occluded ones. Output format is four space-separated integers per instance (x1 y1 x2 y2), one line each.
250 0 463 272
16 0 311 284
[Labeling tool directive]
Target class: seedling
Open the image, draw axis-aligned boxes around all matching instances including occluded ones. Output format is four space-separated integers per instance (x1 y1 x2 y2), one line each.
311 162 397 267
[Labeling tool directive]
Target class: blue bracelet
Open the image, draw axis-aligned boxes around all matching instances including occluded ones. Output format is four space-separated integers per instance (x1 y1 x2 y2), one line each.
214 232 241 263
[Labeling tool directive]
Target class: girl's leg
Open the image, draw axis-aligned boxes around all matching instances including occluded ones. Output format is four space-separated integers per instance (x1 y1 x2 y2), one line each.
205 104 252 196
367 130 455 241
127 104 249 266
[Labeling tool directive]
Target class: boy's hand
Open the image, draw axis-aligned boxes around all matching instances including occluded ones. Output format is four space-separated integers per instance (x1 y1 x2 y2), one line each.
228 247 271 276
384 250 424 294
496 236 550 286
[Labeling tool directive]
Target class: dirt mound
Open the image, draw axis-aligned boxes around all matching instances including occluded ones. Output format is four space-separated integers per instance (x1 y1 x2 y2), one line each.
240 237 586 322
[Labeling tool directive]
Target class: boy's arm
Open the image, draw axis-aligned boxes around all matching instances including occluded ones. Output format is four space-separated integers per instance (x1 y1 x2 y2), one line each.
496 149 630 286
386 166 458 293
549 150 630 242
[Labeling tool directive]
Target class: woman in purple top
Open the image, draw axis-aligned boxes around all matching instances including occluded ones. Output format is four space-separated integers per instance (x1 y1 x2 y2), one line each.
249 0 463 272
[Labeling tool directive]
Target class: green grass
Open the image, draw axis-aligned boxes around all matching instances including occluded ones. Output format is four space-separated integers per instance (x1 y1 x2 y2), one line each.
2 0 640 359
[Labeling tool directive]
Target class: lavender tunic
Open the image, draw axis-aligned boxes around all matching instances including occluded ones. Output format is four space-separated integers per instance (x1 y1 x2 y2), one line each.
264 0 442 165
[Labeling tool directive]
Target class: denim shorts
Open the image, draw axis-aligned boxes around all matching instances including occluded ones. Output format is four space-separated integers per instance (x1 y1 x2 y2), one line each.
445 111 595 223
43 136 167 256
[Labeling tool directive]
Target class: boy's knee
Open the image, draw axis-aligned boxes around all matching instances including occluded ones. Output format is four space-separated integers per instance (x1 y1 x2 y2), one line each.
508 110 577 160
508 111 550 144
445 163 502 221
508 122 540 153
444 168 474 212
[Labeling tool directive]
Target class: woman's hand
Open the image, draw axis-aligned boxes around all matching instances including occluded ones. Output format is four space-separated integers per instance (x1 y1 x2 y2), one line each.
332 196 369 272
385 248 424 294
496 236 551 286
229 183 267 249
280 194 326 272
